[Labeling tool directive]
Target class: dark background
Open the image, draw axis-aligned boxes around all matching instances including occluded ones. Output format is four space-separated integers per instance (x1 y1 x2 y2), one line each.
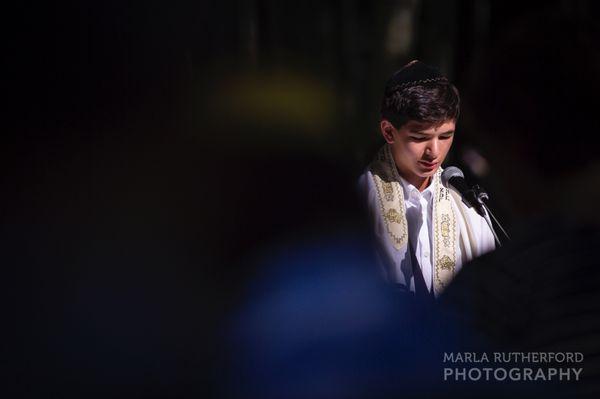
4 1 599 397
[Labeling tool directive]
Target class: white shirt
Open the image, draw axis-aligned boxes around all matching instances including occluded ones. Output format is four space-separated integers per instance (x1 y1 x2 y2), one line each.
359 170 495 294
399 176 436 292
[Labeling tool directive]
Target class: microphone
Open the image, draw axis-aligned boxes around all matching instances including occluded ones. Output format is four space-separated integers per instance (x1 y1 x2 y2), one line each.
441 166 510 245
441 167 486 217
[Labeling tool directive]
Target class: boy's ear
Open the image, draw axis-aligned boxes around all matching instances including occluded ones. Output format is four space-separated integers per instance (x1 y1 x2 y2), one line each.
380 120 396 144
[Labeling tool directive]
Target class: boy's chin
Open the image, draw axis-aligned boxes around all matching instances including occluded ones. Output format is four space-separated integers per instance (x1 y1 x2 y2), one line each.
418 169 438 177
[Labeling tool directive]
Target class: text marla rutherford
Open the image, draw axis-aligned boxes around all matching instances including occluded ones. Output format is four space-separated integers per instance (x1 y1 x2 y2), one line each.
443 352 584 364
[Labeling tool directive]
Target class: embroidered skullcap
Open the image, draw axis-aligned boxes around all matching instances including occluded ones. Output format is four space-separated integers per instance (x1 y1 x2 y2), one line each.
384 60 448 95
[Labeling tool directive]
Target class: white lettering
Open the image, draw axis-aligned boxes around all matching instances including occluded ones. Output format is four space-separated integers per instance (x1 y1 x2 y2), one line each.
559 368 570 380
468 368 481 381
494 368 507 381
443 368 453 380
443 353 455 363
534 368 547 381
494 352 502 362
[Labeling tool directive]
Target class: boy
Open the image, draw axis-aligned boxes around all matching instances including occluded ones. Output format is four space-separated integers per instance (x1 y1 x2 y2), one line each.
360 60 495 298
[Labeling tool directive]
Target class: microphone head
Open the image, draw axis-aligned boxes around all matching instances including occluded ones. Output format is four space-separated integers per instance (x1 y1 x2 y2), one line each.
441 166 464 188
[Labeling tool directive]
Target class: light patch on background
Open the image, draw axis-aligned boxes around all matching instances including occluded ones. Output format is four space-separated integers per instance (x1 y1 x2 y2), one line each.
385 3 418 57
461 147 490 177
209 71 336 136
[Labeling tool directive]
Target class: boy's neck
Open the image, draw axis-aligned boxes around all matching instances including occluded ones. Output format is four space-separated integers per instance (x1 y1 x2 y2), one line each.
401 172 431 192
415 176 432 192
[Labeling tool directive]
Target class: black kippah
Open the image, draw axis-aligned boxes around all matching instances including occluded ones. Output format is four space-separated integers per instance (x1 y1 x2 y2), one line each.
384 60 448 94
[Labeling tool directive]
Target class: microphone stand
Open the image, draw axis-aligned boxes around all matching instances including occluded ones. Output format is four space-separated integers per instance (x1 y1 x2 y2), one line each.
471 185 510 247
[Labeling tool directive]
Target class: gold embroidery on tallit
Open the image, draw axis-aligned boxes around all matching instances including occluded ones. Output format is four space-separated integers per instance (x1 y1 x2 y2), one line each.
370 146 408 249
373 174 407 249
441 214 451 246
433 181 457 295
382 181 394 201
439 255 454 270
383 208 402 223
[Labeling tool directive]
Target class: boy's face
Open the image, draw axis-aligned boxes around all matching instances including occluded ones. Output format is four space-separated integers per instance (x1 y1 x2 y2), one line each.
382 119 455 187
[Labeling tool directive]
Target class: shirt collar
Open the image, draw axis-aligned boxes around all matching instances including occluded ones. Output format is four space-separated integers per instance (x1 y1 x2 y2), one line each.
398 175 435 201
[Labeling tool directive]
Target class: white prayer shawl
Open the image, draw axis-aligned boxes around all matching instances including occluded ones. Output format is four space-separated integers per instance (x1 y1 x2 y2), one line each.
360 144 495 296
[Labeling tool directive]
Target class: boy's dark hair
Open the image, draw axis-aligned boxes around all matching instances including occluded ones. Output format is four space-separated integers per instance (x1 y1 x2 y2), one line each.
381 61 460 129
